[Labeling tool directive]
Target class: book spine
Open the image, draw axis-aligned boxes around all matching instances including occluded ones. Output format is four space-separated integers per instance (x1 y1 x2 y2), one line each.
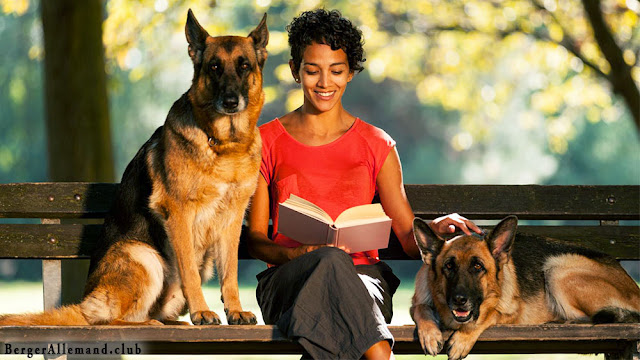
326 226 338 246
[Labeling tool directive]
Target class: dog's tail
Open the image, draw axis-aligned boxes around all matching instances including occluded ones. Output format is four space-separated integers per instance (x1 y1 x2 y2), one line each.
592 306 640 323
0 305 89 326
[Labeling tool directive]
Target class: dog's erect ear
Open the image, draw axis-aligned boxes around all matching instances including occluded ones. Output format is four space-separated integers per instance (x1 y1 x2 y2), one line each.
486 216 517 263
413 218 444 265
185 9 210 65
248 13 269 68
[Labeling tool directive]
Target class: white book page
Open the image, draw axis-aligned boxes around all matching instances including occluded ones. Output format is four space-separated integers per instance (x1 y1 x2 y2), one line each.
281 194 333 224
334 203 390 227
335 216 391 229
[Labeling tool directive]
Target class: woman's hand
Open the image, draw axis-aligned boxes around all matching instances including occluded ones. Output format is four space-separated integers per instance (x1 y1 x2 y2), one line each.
289 244 324 260
429 213 482 238
288 244 348 261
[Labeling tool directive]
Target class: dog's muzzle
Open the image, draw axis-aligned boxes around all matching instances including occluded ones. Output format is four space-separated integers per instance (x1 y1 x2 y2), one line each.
450 294 474 323
217 94 246 114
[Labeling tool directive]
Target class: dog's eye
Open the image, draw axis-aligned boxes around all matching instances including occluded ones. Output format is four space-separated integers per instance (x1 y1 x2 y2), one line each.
473 263 484 271
241 63 250 70
444 261 454 270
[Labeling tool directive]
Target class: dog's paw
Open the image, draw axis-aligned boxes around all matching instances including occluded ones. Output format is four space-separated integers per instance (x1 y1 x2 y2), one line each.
226 310 257 325
190 310 221 325
416 321 443 356
446 331 477 360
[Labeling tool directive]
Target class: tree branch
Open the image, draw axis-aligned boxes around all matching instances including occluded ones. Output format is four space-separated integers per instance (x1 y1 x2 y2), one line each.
582 0 639 131
528 0 607 77
424 23 607 79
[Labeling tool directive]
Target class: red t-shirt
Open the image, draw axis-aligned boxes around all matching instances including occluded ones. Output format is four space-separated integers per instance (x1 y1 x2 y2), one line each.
259 118 396 265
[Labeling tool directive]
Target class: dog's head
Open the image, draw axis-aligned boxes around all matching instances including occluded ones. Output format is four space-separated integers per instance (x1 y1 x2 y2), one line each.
413 216 517 328
185 10 268 116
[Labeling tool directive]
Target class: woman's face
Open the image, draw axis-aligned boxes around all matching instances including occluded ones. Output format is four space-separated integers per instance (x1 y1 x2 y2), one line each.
292 42 354 115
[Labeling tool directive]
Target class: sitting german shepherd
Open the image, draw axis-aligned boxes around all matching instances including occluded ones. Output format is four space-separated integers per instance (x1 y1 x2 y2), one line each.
411 216 640 360
0 10 268 326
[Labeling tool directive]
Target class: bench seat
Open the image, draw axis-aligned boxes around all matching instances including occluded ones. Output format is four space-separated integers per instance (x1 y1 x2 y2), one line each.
0 324 638 355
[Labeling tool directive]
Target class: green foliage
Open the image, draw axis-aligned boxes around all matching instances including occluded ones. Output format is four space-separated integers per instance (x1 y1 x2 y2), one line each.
0 5 46 183
0 1 637 185
98 0 640 184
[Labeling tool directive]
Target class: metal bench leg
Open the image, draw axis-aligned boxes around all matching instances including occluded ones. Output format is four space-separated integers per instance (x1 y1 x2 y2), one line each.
42 259 63 310
42 259 65 360
41 219 79 360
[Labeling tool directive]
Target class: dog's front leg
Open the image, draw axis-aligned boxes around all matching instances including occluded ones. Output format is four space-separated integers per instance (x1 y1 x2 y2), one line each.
447 309 499 360
411 265 443 356
166 209 220 325
446 329 479 360
411 303 443 356
217 207 257 325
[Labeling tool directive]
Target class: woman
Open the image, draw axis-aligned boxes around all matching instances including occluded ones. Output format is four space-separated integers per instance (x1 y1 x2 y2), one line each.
246 9 480 360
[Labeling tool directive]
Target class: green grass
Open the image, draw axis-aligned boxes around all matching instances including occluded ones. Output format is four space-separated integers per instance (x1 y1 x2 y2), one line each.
0 282 603 359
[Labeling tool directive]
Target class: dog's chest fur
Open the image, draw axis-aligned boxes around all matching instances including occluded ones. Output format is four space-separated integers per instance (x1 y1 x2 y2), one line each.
147 109 261 252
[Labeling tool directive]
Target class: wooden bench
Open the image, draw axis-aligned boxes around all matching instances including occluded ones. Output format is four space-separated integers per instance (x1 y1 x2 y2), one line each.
0 182 638 359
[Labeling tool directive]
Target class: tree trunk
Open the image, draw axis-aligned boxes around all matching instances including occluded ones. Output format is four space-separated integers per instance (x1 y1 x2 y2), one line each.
582 0 640 132
40 0 113 309
41 0 114 182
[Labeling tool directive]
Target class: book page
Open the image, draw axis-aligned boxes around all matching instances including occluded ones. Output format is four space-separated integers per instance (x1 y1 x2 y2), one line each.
335 216 392 229
281 194 333 224
334 203 390 227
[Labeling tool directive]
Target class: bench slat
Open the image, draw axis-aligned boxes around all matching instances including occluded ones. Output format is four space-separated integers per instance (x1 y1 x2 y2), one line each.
0 224 638 260
380 225 640 261
0 183 116 219
408 184 640 220
0 324 637 355
1 183 638 220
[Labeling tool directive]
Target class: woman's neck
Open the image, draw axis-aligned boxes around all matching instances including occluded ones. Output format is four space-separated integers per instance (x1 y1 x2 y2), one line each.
281 104 356 146
299 103 352 132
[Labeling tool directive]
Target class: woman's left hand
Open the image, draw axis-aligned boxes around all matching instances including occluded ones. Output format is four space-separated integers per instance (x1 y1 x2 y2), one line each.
429 213 482 237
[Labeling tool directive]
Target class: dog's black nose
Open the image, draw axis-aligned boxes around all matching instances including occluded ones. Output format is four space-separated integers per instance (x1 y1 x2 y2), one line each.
453 294 467 306
222 95 239 110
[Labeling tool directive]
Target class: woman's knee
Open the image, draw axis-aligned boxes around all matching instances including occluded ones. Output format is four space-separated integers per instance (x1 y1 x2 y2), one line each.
312 246 352 263
307 247 354 274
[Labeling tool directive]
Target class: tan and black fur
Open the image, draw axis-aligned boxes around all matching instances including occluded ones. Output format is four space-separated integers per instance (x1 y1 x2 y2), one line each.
411 216 640 360
0 10 268 326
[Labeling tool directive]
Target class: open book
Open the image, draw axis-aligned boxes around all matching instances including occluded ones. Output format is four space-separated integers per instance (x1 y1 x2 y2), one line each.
277 194 392 253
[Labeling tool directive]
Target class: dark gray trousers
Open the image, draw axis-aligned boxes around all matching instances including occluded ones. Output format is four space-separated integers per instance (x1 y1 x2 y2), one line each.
256 247 400 359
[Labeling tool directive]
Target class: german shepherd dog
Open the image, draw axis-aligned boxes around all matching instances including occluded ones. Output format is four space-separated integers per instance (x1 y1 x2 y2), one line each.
411 216 640 360
0 10 268 326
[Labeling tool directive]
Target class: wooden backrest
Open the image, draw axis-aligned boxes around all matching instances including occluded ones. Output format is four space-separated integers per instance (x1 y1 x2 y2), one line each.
0 183 638 260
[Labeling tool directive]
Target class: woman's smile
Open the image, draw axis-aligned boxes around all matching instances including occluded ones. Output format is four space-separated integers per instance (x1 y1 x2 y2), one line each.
315 90 336 100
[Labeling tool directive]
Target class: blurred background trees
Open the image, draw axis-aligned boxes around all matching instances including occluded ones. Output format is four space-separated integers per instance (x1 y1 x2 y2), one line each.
0 0 638 280
1 0 638 187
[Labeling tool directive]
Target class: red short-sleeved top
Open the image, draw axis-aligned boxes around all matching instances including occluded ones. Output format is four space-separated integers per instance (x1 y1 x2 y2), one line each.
259 118 396 265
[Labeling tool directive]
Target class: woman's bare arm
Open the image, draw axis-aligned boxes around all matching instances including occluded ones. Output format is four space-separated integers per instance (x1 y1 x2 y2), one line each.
246 176 324 266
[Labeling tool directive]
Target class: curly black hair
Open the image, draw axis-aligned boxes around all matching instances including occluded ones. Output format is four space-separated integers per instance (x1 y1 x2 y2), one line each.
286 9 365 74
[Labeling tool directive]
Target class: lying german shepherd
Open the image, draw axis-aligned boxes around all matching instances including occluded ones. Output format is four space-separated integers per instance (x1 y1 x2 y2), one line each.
411 216 640 360
0 10 268 326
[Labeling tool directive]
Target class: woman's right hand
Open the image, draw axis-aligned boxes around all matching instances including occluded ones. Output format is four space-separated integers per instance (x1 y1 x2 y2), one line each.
288 245 322 260
288 244 346 261
429 213 482 237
